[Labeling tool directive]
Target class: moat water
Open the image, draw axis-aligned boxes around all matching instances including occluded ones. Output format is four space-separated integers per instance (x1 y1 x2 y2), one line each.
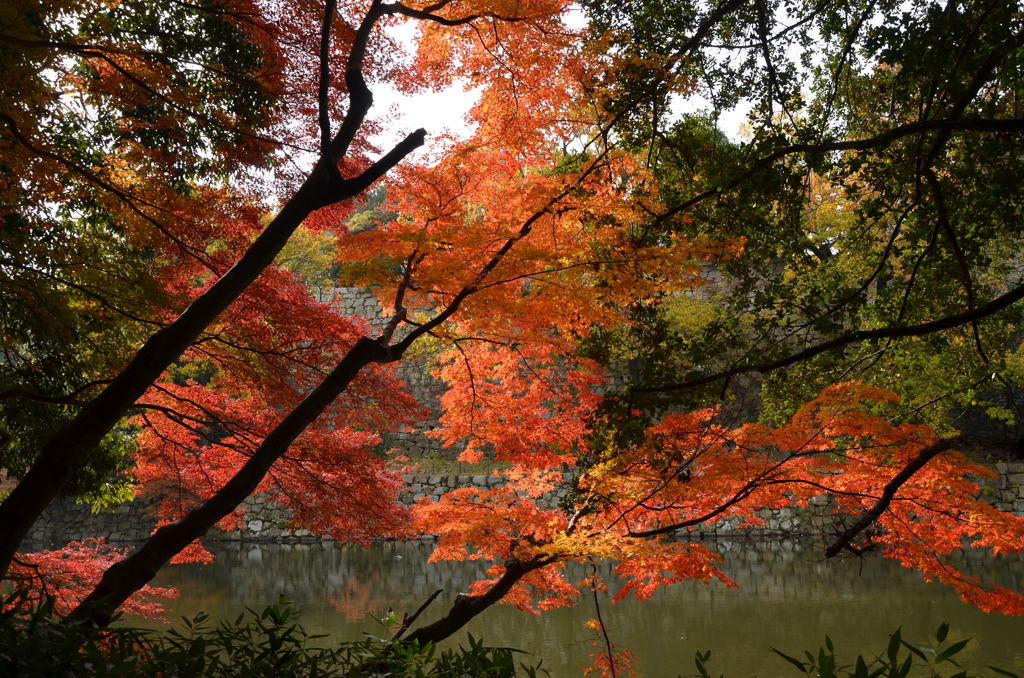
139 539 1024 677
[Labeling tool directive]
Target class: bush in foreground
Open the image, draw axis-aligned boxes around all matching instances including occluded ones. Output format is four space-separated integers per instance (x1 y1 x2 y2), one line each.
0 592 546 677
692 623 1021 678
4 590 1023 678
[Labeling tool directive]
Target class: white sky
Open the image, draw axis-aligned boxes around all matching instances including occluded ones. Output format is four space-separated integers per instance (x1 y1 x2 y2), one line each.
371 82 480 154
673 94 754 142
368 12 753 156
369 20 479 156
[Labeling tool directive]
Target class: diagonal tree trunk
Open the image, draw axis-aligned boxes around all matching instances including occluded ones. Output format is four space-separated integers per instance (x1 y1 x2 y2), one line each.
400 556 553 647
67 338 394 626
0 0 426 577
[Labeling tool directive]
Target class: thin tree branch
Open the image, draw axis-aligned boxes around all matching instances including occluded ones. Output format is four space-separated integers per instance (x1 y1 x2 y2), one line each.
326 0 382 164
0 112 215 270
633 276 1024 394
824 436 962 558
392 589 443 641
401 554 554 645
925 28 1024 165
383 2 528 26
652 118 1024 227
319 0 343 185
0 381 111 406
590 569 618 678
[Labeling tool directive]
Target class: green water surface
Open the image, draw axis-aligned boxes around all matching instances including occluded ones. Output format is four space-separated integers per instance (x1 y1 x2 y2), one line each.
140 539 1024 677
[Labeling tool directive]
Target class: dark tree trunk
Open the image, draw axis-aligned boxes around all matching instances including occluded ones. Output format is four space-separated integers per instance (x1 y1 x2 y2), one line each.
401 557 552 647
67 338 394 626
0 128 425 578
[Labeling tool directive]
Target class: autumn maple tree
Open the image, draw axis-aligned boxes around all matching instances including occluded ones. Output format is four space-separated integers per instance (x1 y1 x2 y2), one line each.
2 0 1024 669
1 0 432 614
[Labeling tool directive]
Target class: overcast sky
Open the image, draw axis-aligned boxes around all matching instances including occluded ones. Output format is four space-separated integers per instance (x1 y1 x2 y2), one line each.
369 14 752 158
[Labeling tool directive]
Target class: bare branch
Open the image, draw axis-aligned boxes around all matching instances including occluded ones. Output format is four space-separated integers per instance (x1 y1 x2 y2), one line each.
319 0 343 185
383 1 528 26
402 555 554 646
590 569 618 678
632 276 1024 394
327 128 427 207
392 589 443 641
327 0 382 164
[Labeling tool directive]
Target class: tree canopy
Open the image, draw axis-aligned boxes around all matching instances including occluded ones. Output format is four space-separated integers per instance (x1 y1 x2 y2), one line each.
2 0 1024 667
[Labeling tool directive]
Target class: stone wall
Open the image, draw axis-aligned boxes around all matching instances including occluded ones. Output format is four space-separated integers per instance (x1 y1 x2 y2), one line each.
317 286 453 459
24 493 164 546
20 287 1024 547
396 472 572 510
21 464 1024 548
978 462 1024 513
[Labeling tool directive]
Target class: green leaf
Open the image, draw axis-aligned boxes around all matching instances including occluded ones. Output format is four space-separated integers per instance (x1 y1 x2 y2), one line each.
934 622 949 643
897 653 913 678
989 667 1022 678
854 655 868 678
899 640 928 661
935 638 970 665
770 647 808 674
887 629 902 665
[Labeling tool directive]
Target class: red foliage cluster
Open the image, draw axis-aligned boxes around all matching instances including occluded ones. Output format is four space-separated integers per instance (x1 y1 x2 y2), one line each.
7 540 176 621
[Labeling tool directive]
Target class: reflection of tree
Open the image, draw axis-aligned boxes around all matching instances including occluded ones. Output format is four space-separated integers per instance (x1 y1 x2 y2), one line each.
327 577 386 623
325 543 501 623
161 539 1024 614
151 540 1024 676
157 541 524 628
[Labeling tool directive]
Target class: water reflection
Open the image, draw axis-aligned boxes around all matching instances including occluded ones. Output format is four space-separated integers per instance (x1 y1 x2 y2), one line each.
142 539 1024 677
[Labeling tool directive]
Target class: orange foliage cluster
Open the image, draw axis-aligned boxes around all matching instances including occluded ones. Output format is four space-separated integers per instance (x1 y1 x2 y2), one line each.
130 200 421 545
582 629 639 678
416 384 1024 616
132 0 1022 629
8 0 1024 637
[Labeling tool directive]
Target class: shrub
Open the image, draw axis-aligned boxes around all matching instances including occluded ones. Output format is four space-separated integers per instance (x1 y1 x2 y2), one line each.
692 623 1021 678
0 591 546 677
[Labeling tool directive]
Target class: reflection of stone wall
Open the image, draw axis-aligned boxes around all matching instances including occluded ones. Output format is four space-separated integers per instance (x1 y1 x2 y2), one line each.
702 538 1024 593
22 464 1024 548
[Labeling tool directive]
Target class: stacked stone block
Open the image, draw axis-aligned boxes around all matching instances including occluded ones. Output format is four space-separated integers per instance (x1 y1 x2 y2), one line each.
20 285 1024 547
21 465 1024 548
23 493 163 545
397 472 572 510
968 462 1024 513
318 286 456 460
